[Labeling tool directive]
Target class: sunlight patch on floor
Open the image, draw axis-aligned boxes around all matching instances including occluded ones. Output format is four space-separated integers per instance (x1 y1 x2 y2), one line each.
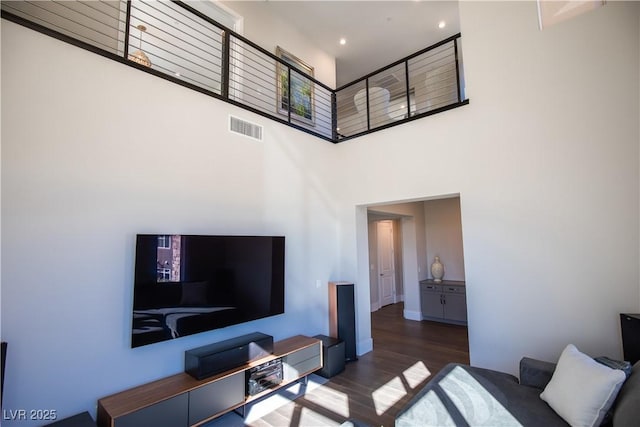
243 375 327 423
252 401 296 427
299 407 343 426
372 376 407 415
402 361 431 389
304 384 351 418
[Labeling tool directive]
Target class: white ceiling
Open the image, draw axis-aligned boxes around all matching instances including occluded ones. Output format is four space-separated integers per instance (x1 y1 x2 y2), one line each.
259 1 461 87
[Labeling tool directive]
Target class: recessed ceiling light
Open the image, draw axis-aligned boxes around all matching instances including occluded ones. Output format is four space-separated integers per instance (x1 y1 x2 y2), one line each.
339 38 346 45
438 21 446 29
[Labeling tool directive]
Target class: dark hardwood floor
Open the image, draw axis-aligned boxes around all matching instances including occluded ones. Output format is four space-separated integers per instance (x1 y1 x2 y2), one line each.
252 303 469 427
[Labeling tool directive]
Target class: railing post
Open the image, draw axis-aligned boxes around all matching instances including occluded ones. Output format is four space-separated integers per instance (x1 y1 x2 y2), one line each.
287 67 292 123
454 38 462 103
331 91 338 141
365 78 370 131
221 31 230 99
123 0 132 61
404 60 411 119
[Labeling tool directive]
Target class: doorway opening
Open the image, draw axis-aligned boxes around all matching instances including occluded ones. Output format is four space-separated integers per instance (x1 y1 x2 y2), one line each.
365 195 468 353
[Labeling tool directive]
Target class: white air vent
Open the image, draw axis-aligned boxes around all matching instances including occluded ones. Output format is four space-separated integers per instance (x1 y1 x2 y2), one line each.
229 115 263 141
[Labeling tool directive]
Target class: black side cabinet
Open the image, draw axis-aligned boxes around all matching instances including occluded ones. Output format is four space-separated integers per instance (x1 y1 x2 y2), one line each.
313 335 345 378
620 313 640 364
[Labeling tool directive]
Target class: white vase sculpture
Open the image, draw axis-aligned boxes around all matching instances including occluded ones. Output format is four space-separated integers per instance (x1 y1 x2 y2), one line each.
431 256 444 282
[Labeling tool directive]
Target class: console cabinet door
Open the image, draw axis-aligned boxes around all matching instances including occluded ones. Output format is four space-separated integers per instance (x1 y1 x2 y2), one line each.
282 343 321 381
114 394 188 427
189 372 244 425
420 284 443 319
443 292 467 322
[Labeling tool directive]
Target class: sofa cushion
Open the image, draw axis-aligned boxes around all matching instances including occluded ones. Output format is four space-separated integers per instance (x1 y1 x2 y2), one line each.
395 363 567 427
612 360 640 427
520 357 557 390
540 344 626 427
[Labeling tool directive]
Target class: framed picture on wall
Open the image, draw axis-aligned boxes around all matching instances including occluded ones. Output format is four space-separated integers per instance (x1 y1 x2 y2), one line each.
276 46 315 126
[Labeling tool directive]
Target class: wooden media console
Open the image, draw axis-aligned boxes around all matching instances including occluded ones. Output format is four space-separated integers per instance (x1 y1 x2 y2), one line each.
97 335 322 427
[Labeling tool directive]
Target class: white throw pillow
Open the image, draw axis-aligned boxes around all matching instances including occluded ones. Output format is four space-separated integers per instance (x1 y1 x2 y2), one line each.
540 344 626 427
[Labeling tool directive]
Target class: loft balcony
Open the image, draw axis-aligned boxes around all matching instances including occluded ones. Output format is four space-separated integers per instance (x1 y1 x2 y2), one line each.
1 0 469 143
335 33 467 141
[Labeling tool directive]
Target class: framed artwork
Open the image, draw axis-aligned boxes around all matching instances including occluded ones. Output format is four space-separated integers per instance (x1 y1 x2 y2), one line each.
276 46 315 126
537 0 605 30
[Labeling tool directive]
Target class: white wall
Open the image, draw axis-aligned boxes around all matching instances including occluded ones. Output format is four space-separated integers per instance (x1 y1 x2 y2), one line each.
1 1 639 423
335 0 640 374
1 21 339 425
424 197 465 281
220 0 335 88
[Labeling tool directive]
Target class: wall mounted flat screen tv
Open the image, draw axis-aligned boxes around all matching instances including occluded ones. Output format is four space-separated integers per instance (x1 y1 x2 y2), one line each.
132 235 285 348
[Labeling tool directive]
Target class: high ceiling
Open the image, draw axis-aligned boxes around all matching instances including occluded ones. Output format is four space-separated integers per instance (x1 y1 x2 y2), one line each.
259 1 461 87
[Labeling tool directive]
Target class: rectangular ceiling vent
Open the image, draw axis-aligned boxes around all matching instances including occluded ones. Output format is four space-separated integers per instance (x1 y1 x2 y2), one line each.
376 73 401 88
229 115 263 141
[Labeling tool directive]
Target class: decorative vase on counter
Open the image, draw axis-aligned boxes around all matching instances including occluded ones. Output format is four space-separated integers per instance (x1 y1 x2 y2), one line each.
431 256 444 282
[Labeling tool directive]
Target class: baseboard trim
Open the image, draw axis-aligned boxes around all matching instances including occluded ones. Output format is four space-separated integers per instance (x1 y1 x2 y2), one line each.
357 337 373 356
370 301 381 312
403 310 422 321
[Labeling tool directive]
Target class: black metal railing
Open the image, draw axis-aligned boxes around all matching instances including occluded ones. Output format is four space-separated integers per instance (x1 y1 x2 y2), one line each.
335 34 466 141
1 0 468 144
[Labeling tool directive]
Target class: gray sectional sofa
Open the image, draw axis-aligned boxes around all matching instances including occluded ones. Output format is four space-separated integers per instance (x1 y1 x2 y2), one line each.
395 358 640 426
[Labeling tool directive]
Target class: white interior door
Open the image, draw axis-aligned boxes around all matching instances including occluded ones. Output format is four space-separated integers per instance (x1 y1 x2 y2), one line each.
377 220 396 307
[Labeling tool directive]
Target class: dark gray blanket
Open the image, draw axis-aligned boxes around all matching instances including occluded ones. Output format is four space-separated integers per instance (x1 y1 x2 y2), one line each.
395 363 567 427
